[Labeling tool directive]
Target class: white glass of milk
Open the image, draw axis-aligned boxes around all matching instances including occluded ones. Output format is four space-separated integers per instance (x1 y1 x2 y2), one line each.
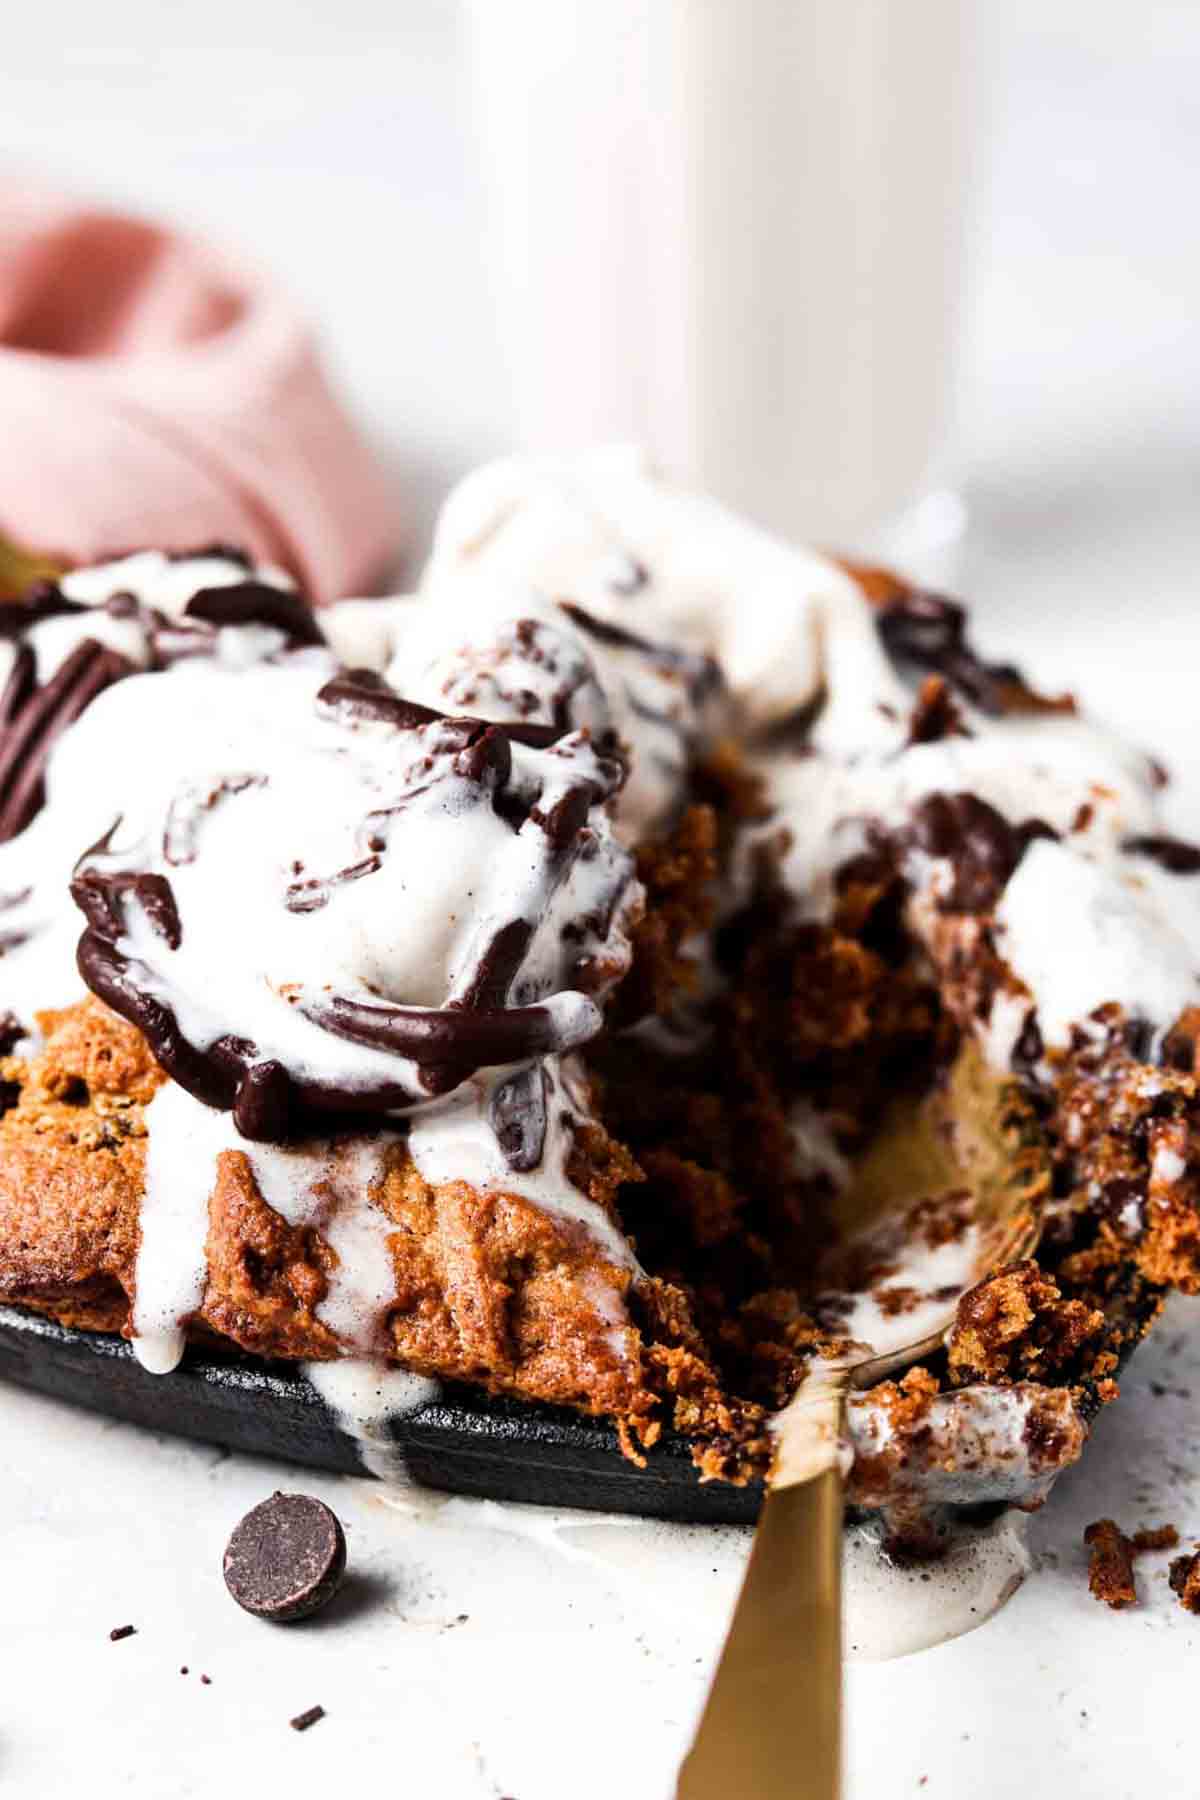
464 0 968 574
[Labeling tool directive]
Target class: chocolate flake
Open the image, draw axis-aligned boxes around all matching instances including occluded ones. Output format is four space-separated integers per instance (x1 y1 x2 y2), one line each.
1124 834 1200 875
490 1064 550 1171
289 1705 326 1733
0 637 135 844
109 1624 136 1642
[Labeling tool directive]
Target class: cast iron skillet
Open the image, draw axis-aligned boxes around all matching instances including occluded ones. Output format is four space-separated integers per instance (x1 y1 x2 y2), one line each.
0 1304 760 1524
0 1296 1154 1525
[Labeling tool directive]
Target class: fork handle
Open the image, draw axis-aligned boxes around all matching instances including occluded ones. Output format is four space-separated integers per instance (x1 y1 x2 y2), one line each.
676 1463 843 1800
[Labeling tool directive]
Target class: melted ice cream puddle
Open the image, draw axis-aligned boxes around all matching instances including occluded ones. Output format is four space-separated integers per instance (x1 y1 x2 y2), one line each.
842 1513 1030 1660
370 1483 1030 1661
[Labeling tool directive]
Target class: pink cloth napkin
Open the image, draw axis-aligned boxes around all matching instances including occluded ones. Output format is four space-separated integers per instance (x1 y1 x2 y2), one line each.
0 186 399 601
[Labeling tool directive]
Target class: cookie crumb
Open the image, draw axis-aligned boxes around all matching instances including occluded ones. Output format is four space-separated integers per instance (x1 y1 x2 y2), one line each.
290 1705 326 1733
1084 1519 1136 1608
1169 1552 1200 1613
1085 1519 1180 1608
108 1625 136 1642
1131 1524 1179 1554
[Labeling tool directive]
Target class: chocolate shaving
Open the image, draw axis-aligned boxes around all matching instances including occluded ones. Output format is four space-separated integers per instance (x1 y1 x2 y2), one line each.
558 599 721 702
163 773 267 866
1124 834 1200 875
285 856 382 914
184 581 325 648
289 1706 326 1733
0 641 35 725
0 638 135 843
316 667 567 750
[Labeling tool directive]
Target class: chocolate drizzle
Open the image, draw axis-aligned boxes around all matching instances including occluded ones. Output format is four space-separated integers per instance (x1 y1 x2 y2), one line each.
71 659 635 1146
877 588 1074 718
184 582 324 648
299 991 592 1099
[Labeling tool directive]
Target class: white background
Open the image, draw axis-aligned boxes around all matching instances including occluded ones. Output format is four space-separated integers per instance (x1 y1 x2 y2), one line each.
1 4 1199 1796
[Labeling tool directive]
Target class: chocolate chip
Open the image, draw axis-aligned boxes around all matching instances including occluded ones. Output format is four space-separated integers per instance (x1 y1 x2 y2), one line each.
290 1705 326 1733
109 1624 136 1642
223 1492 346 1623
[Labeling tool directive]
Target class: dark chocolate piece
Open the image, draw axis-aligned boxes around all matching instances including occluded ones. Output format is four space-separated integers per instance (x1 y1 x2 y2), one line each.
877 587 1073 718
184 581 324 648
490 1063 550 1171
316 666 566 750
289 1705 326 1733
109 1624 136 1642
223 1492 346 1623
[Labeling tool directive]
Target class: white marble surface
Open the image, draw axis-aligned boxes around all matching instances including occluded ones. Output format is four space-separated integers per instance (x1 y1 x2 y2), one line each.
1 3 1199 1795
